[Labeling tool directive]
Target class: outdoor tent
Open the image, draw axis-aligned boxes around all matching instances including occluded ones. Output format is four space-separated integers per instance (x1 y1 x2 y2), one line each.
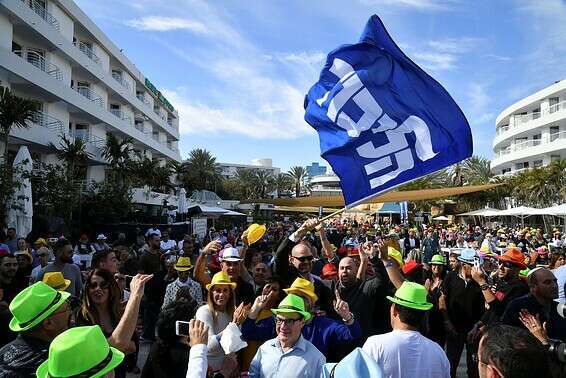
539 204 566 216
433 215 449 221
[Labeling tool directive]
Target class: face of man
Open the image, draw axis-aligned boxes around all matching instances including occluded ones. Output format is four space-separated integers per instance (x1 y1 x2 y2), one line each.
162 232 169 241
183 239 194 254
58 245 73 264
221 260 241 280
449 256 460 271
275 313 305 347
177 269 190 283
44 301 74 338
289 244 313 275
7 228 16 239
17 239 26 250
148 235 161 250
37 247 50 266
253 263 269 284
497 262 519 280
101 252 118 274
533 270 558 300
339 257 357 288
0 256 18 280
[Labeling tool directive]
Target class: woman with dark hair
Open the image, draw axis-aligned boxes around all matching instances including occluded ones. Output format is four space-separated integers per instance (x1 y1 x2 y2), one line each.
76 269 152 378
141 299 199 378
549 252 565 270
424 255 447 347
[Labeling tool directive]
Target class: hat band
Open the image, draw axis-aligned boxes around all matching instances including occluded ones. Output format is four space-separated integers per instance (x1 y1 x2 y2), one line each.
52 282 66 290
392 295 427 308
278 304 306 313
18 291 62 328
48 350 113 378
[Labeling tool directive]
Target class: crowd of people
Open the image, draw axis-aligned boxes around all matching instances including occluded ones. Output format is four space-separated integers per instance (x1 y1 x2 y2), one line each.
0 218 565 377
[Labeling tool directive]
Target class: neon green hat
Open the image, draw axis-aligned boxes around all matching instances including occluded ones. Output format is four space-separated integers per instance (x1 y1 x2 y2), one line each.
9 281 70 332
37 325 124 378
430 254 445 265
387 281 433 311
271 293 312 321
519 267 531 278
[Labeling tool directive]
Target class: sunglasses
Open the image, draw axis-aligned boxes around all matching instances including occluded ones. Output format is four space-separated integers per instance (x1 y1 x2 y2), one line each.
292 255 314 263
498 261 518 269
90 281 110 290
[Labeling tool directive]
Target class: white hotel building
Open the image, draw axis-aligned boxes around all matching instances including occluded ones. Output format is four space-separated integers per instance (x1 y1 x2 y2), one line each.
0 0 181 185
491 80 566 175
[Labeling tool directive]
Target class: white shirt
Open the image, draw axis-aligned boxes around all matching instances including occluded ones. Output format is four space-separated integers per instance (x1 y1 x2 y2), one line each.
195 305 232 371
186 344 207 378
160 239 177 251
363 329 450 378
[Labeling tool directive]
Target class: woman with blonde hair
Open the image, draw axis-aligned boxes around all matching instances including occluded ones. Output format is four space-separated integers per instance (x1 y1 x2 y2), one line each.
195 271 247 375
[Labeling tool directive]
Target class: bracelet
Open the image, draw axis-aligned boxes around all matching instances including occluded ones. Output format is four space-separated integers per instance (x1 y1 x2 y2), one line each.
343 312 354 325
384 261 394 268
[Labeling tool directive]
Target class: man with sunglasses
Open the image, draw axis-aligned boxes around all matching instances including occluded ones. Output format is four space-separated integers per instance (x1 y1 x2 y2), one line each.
34 239 82 297
0 282 74 377
29 247 51 284
274 218 337 318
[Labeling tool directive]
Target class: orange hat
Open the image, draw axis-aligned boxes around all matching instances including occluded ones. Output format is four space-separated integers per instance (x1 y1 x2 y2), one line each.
321 263 338 280
496 247 527 269
402 260 423 276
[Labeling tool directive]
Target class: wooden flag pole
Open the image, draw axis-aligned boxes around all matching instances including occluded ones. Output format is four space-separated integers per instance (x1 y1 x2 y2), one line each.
320 207 348 222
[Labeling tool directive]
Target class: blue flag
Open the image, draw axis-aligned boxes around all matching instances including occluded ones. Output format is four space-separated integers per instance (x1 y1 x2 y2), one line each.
304 15 472 208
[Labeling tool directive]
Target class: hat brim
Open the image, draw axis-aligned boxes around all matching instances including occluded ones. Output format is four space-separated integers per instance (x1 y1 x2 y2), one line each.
247 225 266 245
283 287 319 303
387 295 433 311
495 256 527 269
271 307 311 321
174 266 194 272
205 282 237 291
221 257 243 262
430 261 445 265
10 291 71 332
456 257 474 264
36 346 124 378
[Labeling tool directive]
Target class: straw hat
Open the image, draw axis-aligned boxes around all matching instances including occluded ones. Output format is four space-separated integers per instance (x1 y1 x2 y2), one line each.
42 272 71 291
174 256 193 272
205 271 237 291
245 224 266 245
283 277 319 303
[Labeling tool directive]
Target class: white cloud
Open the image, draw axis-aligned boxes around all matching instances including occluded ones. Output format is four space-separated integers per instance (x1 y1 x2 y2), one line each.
358 0 458 11
280 52 326 66
125 16 208 33
411 52 458 71
408 37 481 71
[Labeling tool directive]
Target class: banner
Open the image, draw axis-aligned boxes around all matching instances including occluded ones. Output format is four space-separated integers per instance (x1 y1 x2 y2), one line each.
304 14 472 208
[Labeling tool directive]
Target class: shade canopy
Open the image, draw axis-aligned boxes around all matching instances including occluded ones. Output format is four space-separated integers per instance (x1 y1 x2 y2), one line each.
240 184 500 208
497 206 539 217
433 216 449 221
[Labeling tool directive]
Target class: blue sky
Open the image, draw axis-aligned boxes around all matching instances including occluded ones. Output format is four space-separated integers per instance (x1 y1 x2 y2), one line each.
76 0 566 172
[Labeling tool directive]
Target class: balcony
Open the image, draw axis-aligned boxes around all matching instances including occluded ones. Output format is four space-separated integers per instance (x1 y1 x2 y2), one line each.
110 109 132 125
28 111 64 133
13 48 62 81
74 86 104 108
493 130 566 159
20 0 60 31
153 108 166 121
112 72 130 91
134 123 144 133
71 130 105 149
136 94 150 107
73 40 100 65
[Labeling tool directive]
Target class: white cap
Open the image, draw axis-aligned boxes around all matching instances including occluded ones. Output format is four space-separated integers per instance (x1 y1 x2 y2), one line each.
220 247 242 262
97 234 107 240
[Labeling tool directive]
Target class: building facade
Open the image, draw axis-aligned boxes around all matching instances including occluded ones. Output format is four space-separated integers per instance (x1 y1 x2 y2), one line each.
218 158 281 180
0 0 181 185
492 80 566 175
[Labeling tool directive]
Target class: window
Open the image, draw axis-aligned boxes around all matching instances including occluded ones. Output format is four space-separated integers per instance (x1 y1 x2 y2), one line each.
532 134 541 146
502 168 511 174
551 155 561 162
549 97 559 113
514 137 527 150
533 107 541 119
515 162 529 170
550 126 560 142
533 160 543 168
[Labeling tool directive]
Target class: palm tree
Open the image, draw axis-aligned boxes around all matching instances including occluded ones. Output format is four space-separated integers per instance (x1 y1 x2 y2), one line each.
168 161 184 186
182 148 221 191
275 173 293 197
462 156 493 185
49 133 92 181
234 168 256 199
286 166 306 197
152 165 174 193
254 170 275 198
101 133 134 186
130 157 159 188
0 87 37 164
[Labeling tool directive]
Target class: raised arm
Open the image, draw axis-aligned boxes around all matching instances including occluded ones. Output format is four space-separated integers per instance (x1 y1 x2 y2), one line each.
194 240 222 286
377 241 404 289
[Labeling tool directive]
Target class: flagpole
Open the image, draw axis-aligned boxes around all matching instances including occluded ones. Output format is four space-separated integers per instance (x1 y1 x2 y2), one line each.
320 207 348 222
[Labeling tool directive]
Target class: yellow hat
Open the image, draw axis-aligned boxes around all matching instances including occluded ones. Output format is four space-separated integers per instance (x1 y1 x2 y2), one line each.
283 277 319 303
206 271 236 291
15 251 33 264
246 224 266 245
388 247 404 268
174 256 193 272
479 245 490 253
34 238 48 247
42 272 71 291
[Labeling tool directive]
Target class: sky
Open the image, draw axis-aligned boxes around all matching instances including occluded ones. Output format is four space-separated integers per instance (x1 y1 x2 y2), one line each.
75 0 566 172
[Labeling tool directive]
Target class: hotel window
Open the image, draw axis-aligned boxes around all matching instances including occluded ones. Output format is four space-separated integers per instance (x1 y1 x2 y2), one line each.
533 107 541 119
515 162 529 170
533 160 543 168
502 168 511 174
550 126 560 142
549 97 559 113
532 134 541 146
514 137 527 150
551 155 561 162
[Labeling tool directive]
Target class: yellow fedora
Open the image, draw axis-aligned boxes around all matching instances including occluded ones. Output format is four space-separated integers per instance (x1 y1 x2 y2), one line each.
206 271 237 291
42 272 71 291
174 256 193 272
283 277 319 303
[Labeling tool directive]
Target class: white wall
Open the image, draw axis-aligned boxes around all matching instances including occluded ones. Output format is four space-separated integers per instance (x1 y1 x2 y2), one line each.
0 13 13 50
49 51 72 86
88 165 105 182
46 102 70 133
48 1 74 42
93 42 109 73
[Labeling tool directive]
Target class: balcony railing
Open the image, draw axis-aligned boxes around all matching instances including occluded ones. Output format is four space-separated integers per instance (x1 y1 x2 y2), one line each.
134 123 145 133
110 109 132 125
73 40 101 65
497 100 566 137
549 101 566 114
20 0 60 31
514 112 540 127
494 130 566 157
71 131 105 149
13 49 62 81
74 86 104 108
152 133 160 142
29 111 64 133
136 94 150 107
112 73 130 91
153 108 166 121
496 125 510 136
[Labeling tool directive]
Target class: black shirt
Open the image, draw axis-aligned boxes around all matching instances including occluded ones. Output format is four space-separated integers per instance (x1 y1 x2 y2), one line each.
141 340 190 378
442 271 485 332
0 335 49 377
481 277 529 325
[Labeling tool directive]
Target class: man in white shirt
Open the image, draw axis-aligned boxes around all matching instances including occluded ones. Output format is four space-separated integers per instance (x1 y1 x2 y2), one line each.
363 281 450 378
160 231 177 251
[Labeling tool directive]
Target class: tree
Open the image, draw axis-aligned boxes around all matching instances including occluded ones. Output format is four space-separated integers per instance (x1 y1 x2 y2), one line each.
0 87 37 164
286 166 306 197
461 156 493 185
275 173 293 197
182 148 221 191
101 133 134 185
233 168 256 199
49 133 91 180
254 170 275 198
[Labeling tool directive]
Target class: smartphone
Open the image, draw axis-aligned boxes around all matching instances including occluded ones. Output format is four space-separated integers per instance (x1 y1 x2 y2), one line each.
175 320 190 336
124 275 134 289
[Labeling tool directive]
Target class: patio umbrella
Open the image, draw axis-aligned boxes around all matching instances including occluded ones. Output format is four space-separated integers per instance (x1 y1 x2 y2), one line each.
6 145 33 237
178 188 188 214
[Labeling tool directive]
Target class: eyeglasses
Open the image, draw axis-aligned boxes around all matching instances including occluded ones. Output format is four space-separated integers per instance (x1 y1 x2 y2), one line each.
498 261 517 269
274 316 301 326
291 255 314 262
90 281 110 290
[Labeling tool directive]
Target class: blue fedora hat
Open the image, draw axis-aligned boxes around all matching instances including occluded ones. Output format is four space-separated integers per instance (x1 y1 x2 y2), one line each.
457 248 476 264
322 348 383 378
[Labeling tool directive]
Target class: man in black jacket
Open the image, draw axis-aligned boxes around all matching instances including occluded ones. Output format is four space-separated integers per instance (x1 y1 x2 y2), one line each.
274 218 337 318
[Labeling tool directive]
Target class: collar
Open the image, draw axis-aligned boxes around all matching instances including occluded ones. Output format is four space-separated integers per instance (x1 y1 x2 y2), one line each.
18 334 51 351
273 335 306 353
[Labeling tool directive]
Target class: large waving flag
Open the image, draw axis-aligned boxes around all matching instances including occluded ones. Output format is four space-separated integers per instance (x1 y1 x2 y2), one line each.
304 15 472 208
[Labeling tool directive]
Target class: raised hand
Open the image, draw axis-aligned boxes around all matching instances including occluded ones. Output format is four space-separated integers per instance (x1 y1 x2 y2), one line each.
202 240 222 256
232 302 251 326
188 319 209 347
333 289 353 322
129 274 153 299
519 309 549 344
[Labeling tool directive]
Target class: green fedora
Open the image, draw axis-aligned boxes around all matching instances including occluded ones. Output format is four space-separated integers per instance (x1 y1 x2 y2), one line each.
37 325 124 378
430 254 445 265
386 281 433 311
9 281 70 332
272 293 312 321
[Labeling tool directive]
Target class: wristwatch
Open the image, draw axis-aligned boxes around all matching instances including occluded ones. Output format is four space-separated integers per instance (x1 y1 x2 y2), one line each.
384 261 394 268
480 283 490 291
343 312 355 325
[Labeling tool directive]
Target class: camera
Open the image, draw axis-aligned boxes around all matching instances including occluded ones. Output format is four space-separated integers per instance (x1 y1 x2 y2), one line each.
546 302 566 363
